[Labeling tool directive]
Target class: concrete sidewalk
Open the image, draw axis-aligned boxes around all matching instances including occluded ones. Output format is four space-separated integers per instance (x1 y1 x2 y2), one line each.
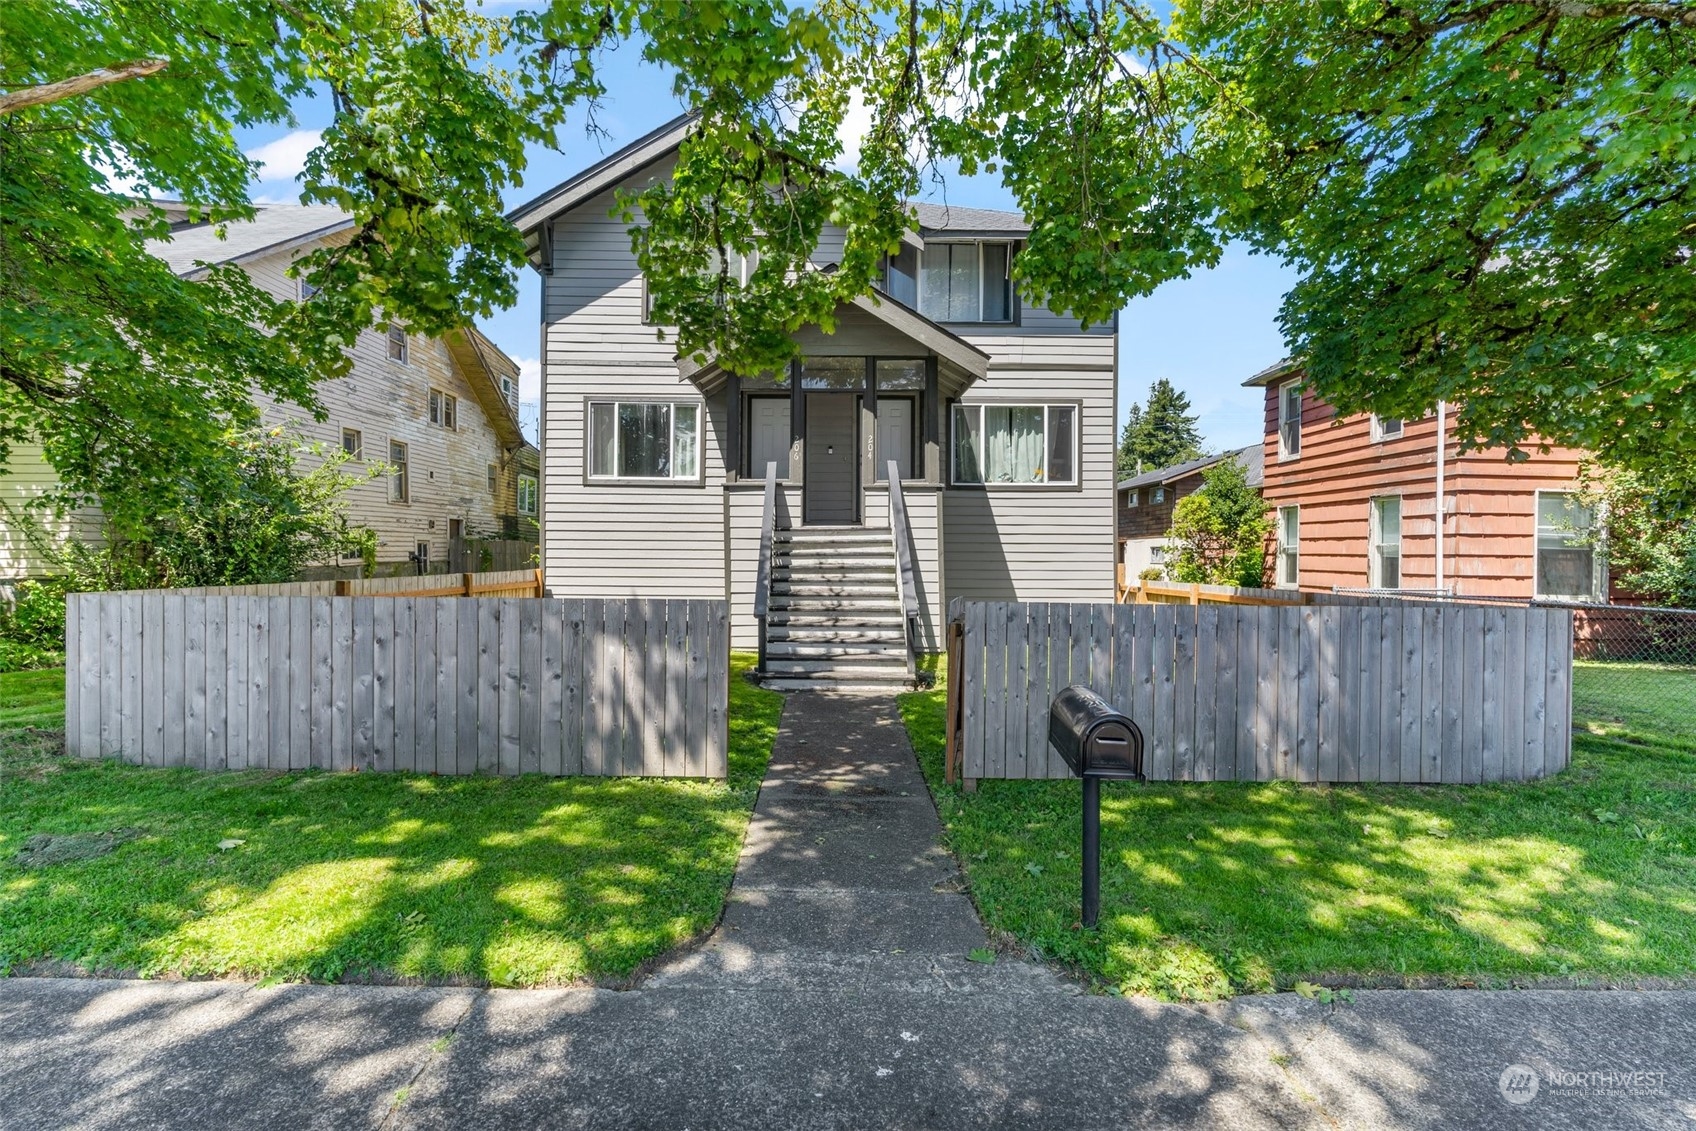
2 693 1692 1129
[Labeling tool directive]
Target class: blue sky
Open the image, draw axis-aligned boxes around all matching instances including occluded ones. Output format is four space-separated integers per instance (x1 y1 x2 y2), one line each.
232 24 1294 457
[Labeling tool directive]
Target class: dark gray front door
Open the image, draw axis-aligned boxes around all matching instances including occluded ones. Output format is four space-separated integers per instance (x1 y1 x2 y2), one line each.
804 393 858 524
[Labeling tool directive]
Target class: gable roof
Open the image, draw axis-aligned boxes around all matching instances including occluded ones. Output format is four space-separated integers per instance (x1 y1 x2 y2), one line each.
1117 444 1263 493
444 326 528 455
507 114 696 236
912 202 1028 236
147 204 354 277
1243 358 1301 387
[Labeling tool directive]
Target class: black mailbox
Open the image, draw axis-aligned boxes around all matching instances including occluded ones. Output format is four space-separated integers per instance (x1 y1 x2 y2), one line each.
1048 685 1145 781
1048 685 1145 929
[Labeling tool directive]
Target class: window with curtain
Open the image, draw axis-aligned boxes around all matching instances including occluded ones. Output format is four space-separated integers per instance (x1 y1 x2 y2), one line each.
588 401 701 480
1370 496 1402 589
1535 491 1601 600
919 242 1013 323
951 404 1076 485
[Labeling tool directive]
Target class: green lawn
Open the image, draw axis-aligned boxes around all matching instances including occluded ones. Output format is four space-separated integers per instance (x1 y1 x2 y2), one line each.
899 663 1696 1001
0 658 783 986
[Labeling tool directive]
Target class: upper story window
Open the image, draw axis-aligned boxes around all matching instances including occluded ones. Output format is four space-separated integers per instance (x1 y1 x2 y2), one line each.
1276 505 1300 588
918 241 1013 323
487 463 498 493
500 375 517 412
643 249 758 324
429 390 457 430
298 276 319 301
386 325 409 364
1152 486 1167 504
952 403 1076 486
1370 495 1402 589
1125 489 1139 508
517 474 538 516
1278 379 1302 460
1535 490 1602 601
589 400 701 481
341 428 362 459
1371 414 1404 441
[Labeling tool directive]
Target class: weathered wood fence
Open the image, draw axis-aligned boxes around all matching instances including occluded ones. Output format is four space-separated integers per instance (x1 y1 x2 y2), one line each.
948 599 1572 784
64 594 728 779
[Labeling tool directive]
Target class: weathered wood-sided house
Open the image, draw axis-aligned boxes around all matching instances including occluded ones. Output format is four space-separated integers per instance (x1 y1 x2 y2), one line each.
1116 445 1263 579
0 203 539 583
1248 359 1607 601
510 116 1118 689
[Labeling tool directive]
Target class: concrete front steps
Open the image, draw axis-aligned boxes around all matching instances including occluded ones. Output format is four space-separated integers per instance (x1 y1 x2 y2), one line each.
762 526 916 692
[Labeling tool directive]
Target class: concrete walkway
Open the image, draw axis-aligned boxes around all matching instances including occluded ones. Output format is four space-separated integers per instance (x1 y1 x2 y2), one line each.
3 693 1693 1129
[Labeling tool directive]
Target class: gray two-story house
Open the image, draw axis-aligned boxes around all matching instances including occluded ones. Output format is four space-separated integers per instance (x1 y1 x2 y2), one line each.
510 116 1116 688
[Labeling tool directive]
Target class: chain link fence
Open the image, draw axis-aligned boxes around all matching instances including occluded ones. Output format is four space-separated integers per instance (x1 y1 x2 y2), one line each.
1330 591 1696 743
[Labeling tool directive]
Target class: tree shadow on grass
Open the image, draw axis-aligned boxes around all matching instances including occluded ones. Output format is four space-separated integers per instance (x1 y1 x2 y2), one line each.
0 659 785 987
898 684 1696 1001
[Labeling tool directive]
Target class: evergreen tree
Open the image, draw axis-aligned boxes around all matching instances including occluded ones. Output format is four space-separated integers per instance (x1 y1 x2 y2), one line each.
1119 379 1204 474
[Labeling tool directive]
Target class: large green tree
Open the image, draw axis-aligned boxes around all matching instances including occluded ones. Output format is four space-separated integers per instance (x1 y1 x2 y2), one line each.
6 0 1691 510
1118 378 1204 475
0 0 564 531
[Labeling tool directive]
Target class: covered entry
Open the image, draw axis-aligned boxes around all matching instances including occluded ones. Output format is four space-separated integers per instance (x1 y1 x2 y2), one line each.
804 392 858 524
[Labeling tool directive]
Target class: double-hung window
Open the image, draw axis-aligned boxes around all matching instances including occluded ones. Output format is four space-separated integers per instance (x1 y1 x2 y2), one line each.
1371 414 1403 441
1275 505 1300 588
386 325 409 364
1370 496 1402 589
951 403 1076 485
918 242 1013 323
429 390 457 430
389 441 410 503
1278 379 1302 460
1535 491 1602 600
588 400 700 481
341 428 362 459
517 474 538 516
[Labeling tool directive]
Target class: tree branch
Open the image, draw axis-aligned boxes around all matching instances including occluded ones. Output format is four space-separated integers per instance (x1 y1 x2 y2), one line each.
0 59 168 115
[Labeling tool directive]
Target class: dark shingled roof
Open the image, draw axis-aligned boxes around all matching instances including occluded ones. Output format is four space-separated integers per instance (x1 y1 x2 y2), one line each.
1117 443 1264 493
911 202 1029 235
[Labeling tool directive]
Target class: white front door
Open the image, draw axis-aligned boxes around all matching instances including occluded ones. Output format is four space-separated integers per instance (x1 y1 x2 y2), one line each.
875 397 915 481
749 397 791 480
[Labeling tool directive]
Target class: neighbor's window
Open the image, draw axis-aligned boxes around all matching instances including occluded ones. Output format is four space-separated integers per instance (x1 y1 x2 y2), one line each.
341 428 362 459
1152 486 1167 504
920 241 1013 323
1535 491 1601 601
518 474 538 516
1276 505 1299 588
429 390 457 430
952 403 1076 485
386 325 409 364
486 463 498 493
1125 489 1139 508
298 276 319 301
390 440 410 503
1371 414 1404 441
589 400 701 480
883 244 919 307
1370 495 1402 589
1278 379 1302 459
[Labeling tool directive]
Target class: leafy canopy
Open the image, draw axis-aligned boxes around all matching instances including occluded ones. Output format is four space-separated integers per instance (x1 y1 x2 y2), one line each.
1118 378 1204 476
1164 457 1271 589
0 0 561 528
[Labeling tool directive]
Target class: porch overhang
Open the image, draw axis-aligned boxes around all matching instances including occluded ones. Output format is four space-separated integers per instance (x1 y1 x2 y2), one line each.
677 291 990 396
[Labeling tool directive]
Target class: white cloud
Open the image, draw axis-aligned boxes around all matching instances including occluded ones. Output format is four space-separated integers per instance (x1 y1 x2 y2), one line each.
835 90 873 171
514 356 542 402
245 129 323 180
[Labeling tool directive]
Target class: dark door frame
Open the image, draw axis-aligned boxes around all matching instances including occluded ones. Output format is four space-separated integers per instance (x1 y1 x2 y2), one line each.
803 391 861 525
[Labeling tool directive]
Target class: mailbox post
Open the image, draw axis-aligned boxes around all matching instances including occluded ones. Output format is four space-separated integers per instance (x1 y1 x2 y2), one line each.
1048 685 1145 928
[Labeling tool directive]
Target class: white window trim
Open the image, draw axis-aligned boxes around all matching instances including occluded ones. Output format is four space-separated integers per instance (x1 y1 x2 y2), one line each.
1277 378 1302 462
950 402 1079 487
586 398 704 483
1369 495 1403 590
1276 505 1300 589
517 474 539 516
1126 489 1139 508
386 324 410 366
1370 414 1404 442
297 276 319 302
920 240 1015 325
1533 488 1607 602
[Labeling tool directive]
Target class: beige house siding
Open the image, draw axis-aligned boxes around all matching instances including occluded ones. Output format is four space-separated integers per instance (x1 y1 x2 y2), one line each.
0 444 104 580
2 239 520 581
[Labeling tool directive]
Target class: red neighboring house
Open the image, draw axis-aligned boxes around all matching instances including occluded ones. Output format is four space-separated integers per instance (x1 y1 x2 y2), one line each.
1246 360 1608 602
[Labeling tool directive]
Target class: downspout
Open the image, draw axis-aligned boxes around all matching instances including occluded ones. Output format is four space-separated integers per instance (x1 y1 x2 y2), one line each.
1434 400 1447 593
